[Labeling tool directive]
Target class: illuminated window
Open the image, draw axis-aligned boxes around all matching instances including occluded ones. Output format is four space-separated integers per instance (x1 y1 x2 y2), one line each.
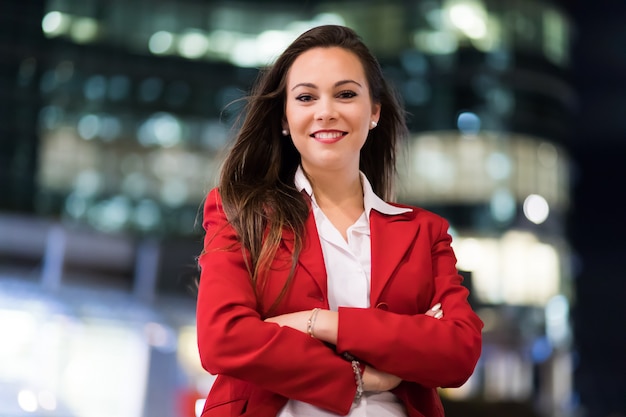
453 231 562 306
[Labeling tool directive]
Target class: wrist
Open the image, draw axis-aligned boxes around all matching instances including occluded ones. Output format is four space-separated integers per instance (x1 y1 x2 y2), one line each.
351 360 365 403
361 365 376 392
307 308 320 337
308 309 338 344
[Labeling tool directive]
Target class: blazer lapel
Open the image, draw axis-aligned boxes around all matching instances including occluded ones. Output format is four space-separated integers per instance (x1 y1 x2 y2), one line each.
281 205 418 307
369 209 420 305
281 210 328 299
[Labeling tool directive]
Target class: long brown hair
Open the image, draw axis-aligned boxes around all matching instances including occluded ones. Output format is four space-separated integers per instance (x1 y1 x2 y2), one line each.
216 25 408 312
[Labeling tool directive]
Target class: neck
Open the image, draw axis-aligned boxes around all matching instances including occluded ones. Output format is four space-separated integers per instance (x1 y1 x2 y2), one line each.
305 168 364 212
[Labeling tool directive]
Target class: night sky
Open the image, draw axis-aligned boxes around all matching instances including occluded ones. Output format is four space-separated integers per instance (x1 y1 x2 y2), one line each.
559 1 626 415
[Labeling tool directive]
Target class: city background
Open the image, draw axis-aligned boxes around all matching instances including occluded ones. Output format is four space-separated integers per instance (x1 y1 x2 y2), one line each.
1 0 624 417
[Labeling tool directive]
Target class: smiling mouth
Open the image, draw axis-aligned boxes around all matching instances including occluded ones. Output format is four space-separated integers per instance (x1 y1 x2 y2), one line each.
311 131 347 143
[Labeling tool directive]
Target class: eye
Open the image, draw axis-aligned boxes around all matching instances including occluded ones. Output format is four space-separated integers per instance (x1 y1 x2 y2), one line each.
337 90 357 99
295 94 314 102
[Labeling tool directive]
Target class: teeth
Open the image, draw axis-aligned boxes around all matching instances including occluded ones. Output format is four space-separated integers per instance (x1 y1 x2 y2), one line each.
315 132 343 139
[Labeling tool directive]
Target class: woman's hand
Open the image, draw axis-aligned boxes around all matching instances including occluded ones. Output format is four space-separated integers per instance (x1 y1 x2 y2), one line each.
265 309 339 344
425 303 444 319
266 304 443 393
265 303 442 340
362 365 402 392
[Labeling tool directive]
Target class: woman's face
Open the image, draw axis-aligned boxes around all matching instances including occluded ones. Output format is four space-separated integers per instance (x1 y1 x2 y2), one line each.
283 46 380 177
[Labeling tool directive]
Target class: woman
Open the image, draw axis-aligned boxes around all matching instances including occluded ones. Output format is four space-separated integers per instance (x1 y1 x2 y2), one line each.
196 24 483 417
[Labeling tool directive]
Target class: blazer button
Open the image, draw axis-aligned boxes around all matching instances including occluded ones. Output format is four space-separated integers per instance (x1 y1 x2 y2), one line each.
375 302 388 311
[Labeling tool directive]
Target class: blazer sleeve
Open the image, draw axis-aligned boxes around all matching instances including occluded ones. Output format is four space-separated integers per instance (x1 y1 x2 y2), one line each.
335 214 483 389
196 188 357 415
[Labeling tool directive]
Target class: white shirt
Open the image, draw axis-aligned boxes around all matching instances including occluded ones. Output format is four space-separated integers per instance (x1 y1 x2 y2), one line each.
278 167 412 417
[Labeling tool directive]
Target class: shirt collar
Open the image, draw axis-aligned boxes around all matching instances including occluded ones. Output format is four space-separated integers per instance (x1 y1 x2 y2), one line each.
294 165 412 219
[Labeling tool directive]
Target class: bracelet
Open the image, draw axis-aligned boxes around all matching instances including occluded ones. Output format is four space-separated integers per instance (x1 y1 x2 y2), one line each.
351 360 364 403
307 308 320 338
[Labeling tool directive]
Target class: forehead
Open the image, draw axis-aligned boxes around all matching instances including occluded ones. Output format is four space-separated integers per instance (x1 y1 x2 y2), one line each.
286 46 368 86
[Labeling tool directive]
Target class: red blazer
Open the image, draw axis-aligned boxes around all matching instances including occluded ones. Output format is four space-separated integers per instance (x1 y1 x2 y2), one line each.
197 188 483 417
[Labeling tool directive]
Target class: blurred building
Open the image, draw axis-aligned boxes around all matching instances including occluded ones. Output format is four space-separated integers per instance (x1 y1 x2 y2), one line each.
0 1 578 417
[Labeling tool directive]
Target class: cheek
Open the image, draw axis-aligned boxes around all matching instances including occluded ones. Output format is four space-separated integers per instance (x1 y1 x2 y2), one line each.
351 116 366 132
286 116 310 137
353 106 373 125
284 112 297 130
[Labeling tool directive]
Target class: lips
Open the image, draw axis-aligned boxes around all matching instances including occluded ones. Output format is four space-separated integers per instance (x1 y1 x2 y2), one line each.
310 130 347 144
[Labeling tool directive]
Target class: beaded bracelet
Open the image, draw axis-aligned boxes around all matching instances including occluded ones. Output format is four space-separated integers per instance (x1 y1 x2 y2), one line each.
351 360 364 402
307 308 320 338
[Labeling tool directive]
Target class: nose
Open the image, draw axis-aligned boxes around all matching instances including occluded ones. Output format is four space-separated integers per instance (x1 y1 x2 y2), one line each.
315 97 337 122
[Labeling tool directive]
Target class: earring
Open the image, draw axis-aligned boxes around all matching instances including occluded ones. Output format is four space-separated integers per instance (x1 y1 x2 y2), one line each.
282 129 289 136
371 121 378 128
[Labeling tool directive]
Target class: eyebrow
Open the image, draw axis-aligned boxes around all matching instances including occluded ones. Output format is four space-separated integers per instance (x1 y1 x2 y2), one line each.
290 79 363 91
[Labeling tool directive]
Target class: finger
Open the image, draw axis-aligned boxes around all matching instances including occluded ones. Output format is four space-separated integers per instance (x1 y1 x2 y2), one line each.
430 303 441 312
434 310 443 319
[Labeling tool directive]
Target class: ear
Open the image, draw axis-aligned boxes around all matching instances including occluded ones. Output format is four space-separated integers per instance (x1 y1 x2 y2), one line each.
371 103 381 125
